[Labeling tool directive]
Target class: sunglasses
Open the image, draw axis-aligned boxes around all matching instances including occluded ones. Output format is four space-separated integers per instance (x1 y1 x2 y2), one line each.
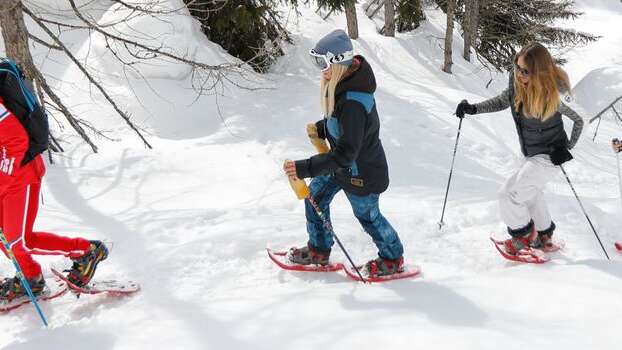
309 48 354 71
514 62 530 77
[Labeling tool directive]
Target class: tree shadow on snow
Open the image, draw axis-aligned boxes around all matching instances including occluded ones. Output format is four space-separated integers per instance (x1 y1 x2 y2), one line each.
339 280 488 327
41 147 254 348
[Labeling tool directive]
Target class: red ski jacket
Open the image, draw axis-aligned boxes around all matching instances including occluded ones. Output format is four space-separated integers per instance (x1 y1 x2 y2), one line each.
0 98 45 196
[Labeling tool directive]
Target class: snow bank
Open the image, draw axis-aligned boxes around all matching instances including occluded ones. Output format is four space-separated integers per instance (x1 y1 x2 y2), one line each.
573 65 622 118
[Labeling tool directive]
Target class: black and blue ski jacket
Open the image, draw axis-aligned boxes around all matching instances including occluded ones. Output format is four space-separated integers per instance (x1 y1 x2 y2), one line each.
295 56 390 196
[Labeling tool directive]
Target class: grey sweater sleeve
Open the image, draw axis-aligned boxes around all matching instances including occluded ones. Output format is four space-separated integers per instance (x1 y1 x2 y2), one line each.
559 102 584 149
473 88 511 114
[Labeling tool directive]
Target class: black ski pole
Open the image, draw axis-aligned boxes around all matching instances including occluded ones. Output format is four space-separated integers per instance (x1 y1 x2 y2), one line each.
307 195 367 282
439 117 463 230
285 166 367 282
560 165 610 260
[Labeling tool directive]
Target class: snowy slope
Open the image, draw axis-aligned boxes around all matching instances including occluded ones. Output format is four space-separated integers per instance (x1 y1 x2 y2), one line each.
1 1 622 349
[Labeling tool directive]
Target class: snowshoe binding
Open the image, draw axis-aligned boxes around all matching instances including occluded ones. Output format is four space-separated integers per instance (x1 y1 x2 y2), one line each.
343 256 421 283
491 230 549 264
266 246 343 272
287 245 331 266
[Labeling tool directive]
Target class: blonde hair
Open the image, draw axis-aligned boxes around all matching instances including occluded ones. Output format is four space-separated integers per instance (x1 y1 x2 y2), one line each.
320 64 349 117
513 43 571 121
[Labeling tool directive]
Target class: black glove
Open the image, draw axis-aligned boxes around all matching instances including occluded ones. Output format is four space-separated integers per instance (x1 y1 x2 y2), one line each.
550 146 573 166
455 100 477 119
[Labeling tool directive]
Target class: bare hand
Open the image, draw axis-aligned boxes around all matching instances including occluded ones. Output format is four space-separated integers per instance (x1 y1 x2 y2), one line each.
613 139 622 153
283 160 298 179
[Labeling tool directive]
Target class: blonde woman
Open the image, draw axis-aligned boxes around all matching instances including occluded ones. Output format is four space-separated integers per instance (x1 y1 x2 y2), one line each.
283 30 405 277
455 42 584 255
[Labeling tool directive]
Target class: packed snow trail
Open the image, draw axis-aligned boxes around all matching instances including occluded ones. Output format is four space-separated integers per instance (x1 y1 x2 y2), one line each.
1 1 622 349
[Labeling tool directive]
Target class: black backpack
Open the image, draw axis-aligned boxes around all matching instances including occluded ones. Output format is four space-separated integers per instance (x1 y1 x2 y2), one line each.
0 58 49 165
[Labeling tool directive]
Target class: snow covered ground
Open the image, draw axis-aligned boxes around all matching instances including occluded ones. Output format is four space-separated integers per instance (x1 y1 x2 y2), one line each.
1 1 622 349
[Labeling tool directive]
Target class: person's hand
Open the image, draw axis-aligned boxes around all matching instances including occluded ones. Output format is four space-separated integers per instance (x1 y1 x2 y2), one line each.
283 159 298 179
455 99 477 119
612 138 621 153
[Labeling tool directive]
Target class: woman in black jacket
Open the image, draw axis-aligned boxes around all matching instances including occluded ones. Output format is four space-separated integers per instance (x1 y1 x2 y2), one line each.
283 30 404 277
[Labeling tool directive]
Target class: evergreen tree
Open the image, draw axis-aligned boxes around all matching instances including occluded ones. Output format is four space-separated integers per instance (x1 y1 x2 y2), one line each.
395 0 425 33
476 0 598 70
184 0 293 73
436 0 599 71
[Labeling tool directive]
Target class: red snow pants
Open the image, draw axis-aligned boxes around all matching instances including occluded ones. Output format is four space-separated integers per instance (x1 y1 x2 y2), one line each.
0 169 91 279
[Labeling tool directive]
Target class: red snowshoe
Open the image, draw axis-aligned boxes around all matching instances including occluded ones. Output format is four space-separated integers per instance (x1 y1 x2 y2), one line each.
266 248 344 272
490 236 549 264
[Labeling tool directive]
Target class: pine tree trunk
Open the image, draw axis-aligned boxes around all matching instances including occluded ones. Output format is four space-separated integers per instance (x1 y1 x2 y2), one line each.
470 0 480 53
0 0 37 85
443 0 456 73
345 1 359 39
384 0 395 37
463 0 473 61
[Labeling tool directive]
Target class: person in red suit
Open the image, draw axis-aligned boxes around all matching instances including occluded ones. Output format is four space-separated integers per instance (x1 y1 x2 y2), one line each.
0 96 108 302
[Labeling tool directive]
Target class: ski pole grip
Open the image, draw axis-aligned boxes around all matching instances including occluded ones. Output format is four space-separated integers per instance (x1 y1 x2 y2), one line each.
307 124 329 154
284 159 310 200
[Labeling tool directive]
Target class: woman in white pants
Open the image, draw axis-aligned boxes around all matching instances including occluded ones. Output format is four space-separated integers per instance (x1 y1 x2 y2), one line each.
455 43 584 254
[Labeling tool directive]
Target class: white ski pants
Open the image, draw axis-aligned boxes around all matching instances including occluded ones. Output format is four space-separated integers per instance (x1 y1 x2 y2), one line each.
499 155 559 236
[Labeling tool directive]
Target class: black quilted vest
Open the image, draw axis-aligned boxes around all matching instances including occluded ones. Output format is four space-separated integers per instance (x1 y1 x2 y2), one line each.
507 74 568 157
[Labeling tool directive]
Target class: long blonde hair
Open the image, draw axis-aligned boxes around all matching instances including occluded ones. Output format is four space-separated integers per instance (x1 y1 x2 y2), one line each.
513 43 571 121
320 64 350 117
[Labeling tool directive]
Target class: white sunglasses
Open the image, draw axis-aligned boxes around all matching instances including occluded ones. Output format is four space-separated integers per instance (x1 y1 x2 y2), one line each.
309 48 354 71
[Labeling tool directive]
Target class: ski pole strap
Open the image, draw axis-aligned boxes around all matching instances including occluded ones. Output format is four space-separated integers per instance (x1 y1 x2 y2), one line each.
0 229 49 327
560 166 610 260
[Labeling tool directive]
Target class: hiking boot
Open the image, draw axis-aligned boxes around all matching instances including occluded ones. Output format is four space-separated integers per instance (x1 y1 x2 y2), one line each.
365 256 404 277
287 244 331 266
531 233 554 249
66 240 108 287
504 228 537 255
0 275 46 302
531 223 556 250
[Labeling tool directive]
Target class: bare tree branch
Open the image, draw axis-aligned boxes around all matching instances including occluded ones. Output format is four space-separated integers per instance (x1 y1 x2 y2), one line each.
24 5 153 149
28 32 62 50
34 71 99 152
